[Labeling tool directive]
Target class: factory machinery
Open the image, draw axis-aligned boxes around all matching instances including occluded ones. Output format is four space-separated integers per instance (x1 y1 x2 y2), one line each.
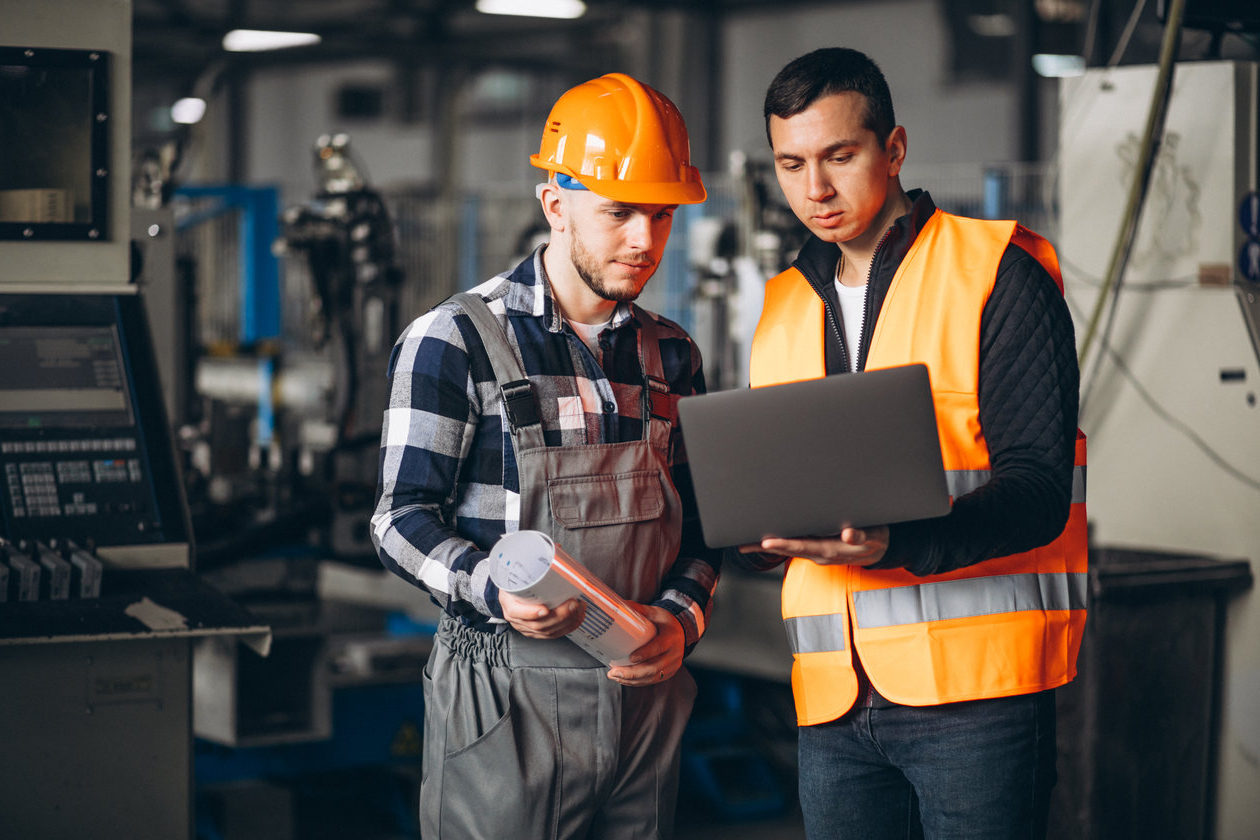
7 3 1255 835
0 37 271 840
0 19 445 835
160 135 449 837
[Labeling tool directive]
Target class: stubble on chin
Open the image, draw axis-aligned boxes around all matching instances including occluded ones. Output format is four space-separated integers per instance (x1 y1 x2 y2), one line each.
571 241 651 303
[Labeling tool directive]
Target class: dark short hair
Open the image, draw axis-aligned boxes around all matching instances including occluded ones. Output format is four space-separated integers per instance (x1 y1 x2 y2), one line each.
763 48 896 146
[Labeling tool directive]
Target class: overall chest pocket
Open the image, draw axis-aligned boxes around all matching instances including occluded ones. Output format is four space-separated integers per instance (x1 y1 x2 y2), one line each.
547 469 664 528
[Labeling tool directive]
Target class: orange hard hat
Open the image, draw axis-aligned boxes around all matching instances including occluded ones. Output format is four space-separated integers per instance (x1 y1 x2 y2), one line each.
530 73 706 205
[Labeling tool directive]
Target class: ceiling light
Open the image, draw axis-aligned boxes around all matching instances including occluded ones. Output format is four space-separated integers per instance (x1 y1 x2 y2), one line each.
222 29 322 52
475 0 586 20
1032 53 1086 78
170 97 207 125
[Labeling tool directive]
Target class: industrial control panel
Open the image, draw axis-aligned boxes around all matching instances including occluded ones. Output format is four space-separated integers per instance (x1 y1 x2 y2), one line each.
0 289 203 610
0 292 189 560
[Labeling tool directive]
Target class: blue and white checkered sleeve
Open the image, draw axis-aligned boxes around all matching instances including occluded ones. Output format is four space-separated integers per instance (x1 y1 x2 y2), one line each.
370 305 503 625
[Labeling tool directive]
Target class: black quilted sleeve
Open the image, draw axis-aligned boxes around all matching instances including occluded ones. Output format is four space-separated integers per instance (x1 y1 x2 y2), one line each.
877 244 1080 576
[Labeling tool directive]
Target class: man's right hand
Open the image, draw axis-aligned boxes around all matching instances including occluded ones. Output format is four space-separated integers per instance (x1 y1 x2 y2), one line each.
745 525 890 567
499 590 586 639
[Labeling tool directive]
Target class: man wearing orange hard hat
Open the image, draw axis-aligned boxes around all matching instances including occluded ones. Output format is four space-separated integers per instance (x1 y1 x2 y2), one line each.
372 73 720 838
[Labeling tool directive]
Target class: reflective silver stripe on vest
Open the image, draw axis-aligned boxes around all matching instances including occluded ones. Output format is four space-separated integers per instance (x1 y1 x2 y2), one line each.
946 467 1087 504
852 571 1088 629
945 469 989 498
785 612 847 655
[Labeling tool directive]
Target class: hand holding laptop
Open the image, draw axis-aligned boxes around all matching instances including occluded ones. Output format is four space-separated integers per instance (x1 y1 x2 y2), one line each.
740 525 889 566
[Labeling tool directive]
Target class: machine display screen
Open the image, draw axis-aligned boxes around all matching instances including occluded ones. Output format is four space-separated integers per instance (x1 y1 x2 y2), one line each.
0 293 187 547
0 325 134 429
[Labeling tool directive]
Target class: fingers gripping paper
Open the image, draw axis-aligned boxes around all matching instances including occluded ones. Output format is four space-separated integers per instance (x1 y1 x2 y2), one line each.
489 530 656 666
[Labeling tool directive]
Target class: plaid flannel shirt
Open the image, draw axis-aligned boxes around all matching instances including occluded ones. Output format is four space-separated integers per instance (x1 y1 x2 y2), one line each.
371 248 720 649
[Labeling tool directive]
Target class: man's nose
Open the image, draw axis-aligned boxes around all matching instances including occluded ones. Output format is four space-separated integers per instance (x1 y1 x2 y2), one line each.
806 165 835 202
625 213 657 251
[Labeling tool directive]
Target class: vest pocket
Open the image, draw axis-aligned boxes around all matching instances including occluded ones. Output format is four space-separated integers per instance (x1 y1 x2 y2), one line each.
547 469 665 528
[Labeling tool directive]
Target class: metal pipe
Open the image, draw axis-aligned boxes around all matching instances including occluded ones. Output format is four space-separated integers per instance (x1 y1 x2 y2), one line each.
195 355 334 412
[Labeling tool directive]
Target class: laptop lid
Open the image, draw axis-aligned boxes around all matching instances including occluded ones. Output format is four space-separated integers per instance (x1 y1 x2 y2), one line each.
677 363 951 549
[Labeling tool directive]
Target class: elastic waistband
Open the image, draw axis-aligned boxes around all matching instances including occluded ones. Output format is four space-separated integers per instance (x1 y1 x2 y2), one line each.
437 614 604 669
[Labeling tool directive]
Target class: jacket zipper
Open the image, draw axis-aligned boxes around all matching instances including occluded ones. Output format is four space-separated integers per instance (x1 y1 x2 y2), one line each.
810 273 850 373
800 225 895 374
855 226 894 373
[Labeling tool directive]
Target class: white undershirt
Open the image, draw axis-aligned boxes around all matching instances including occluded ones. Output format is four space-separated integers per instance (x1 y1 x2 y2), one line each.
834 259 867 371
566 316 612 358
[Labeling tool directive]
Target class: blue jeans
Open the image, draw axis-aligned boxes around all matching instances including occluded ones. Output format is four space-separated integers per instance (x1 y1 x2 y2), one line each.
798 690 1057 840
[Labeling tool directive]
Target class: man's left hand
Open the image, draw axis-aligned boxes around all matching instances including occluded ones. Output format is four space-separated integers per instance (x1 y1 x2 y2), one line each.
751 525 890 567
606 602 685 687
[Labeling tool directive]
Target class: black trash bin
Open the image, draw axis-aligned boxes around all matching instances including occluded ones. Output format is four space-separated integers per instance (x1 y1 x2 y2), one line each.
1049 546 1252 840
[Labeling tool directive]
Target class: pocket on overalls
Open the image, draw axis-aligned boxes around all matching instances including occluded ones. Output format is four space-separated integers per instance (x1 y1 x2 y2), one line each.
547 469 664 528
440 667 562 837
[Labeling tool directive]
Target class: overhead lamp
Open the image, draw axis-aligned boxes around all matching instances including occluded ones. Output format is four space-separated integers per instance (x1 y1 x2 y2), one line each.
170 97 207 125
475 0 586 20
222 29 322 52
1032 53 1086 78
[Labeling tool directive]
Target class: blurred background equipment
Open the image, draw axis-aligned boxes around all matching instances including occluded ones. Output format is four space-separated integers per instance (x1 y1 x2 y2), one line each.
170 132 403 567
0 288 270 839
4 1 1260 838
276 132 404 558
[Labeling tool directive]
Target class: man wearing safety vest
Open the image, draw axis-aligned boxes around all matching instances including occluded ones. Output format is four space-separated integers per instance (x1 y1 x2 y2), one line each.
742 48 1087 839
372 74 720 838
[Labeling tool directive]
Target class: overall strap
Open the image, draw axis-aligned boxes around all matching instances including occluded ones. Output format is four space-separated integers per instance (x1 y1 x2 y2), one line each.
632 306 672 445
450 292 546 452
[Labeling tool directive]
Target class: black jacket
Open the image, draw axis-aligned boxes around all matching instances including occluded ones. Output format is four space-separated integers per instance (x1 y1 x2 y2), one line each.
784 190 1080 577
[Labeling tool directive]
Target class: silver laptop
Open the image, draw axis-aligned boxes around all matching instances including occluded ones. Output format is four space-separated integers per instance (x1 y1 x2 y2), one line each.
677 363 951 548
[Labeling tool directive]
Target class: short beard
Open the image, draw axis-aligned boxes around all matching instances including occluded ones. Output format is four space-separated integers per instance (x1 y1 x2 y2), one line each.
569 226 653 303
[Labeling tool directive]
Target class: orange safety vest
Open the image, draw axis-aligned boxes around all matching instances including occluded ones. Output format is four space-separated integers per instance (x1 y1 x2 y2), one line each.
750 210 1088 726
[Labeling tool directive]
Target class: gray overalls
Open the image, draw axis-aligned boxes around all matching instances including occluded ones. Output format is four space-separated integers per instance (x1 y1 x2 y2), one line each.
419 293 697 839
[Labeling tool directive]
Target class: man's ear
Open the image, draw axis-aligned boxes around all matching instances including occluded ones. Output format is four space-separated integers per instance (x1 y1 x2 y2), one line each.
538 181 567 233
886 125 908 177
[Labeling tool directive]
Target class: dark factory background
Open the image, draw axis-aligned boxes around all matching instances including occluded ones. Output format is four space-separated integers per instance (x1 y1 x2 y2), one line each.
1 1 1258 838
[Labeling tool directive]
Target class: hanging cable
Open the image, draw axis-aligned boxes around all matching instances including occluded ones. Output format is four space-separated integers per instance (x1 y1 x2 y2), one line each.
1106 0 1150 67
1100 343 1260 493
1082 0 1103 64
1077 0 1186 409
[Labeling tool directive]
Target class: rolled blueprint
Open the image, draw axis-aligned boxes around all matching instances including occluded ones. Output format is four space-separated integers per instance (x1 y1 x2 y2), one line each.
489 530 656 666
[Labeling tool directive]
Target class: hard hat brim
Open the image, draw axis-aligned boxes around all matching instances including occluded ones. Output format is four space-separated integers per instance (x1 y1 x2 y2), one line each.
583 177 707 206
530 157 707 205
